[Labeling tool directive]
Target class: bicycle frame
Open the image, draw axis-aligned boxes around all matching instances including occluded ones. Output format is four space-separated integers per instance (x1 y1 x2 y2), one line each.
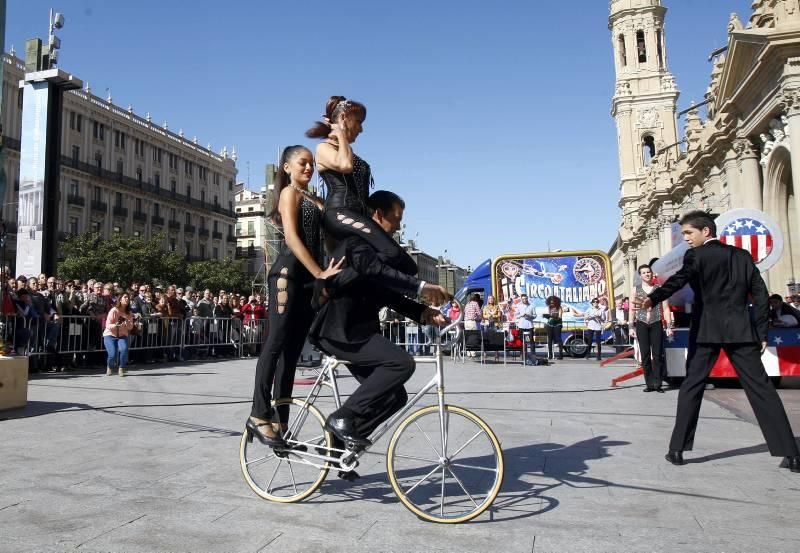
282 310 464 469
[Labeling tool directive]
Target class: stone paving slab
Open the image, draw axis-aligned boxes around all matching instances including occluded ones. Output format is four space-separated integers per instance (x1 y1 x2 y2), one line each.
1 356 799 552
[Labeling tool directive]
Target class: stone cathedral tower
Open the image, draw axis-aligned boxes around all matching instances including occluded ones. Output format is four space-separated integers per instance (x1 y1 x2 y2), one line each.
609 0 680 267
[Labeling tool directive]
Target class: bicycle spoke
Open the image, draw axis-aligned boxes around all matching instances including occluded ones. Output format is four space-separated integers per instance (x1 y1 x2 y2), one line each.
449 430 484 459
288 460 298 496
392 453 440 464
440 466 446 517
446 466 479 508
414 421 442 458
404 464 441 496
266 459 283 494
245 452 276 466
450 462 499 473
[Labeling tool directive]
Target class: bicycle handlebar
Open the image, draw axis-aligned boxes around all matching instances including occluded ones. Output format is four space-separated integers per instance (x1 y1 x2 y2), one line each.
438 297 463 349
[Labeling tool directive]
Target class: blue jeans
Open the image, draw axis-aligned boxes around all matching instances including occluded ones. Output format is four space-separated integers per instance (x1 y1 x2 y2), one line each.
103 335 129 368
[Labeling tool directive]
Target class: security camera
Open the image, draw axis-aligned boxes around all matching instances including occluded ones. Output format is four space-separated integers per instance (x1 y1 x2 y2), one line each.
53 13 65 29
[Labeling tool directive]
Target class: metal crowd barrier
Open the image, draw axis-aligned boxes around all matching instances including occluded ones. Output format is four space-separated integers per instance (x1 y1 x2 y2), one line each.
0 314 271 363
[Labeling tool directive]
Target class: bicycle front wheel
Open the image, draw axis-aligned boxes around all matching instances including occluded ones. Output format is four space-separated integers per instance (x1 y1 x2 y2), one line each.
239 398 332 503
386 405 504 523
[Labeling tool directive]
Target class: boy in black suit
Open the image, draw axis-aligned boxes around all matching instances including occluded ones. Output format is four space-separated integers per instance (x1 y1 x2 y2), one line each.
641 210 799 471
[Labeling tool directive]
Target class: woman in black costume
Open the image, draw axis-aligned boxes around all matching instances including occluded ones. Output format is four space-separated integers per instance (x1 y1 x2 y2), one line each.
246 145 342 446
306 96 417 277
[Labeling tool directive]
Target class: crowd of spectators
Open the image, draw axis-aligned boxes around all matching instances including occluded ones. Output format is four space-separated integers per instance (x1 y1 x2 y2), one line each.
1 271 269 372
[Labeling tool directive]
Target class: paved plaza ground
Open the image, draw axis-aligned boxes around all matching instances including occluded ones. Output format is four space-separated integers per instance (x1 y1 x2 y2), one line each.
1 354 799 553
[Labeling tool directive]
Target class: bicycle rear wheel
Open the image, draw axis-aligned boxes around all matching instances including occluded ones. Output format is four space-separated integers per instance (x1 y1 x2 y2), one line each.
386 405 503 523
239 398 332 503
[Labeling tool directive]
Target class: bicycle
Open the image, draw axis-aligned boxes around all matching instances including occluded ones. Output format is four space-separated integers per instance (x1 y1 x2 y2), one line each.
239 303 504 523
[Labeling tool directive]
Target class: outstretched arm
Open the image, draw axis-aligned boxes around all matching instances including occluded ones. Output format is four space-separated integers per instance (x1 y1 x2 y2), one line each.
647 248 697 306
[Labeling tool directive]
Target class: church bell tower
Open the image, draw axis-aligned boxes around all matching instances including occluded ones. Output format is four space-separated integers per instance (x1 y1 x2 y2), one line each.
609 0 680 241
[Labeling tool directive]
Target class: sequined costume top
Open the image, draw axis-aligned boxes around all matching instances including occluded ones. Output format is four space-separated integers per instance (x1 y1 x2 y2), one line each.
634 285 663 325
270 196 323 282
320 154 373 214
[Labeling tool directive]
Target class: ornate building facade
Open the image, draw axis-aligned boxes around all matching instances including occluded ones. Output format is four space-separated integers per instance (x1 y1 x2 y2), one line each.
1 52 238 270
610 0 800 296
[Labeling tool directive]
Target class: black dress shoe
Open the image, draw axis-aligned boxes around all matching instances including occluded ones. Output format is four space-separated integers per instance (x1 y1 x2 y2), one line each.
780 456 800 472
643 387 654 393
324 416 372 448
655 387 665 394
665 450 685 466
245 418 286 448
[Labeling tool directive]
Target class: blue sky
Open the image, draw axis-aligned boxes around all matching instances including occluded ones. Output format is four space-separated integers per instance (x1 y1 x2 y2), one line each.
7 0 751 269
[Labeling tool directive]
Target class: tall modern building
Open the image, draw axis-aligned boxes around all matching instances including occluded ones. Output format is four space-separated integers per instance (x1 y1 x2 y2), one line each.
609 0 800 295
1 52 238 270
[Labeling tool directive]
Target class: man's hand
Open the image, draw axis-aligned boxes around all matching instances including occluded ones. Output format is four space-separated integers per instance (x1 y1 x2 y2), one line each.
422 308 447 326
633 297 653 310
421 284 449 306
761 341 768 354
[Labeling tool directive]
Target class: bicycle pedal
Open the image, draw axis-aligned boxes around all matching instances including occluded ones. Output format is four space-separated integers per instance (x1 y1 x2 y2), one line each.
337 469 361 482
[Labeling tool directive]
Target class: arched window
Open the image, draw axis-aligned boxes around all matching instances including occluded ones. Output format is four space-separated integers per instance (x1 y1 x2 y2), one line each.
642 135 656 166
618 34 627 67
636 30 647 63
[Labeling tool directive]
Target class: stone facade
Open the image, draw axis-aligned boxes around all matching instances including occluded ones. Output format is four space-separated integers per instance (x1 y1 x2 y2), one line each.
1 53 238 270
610 0 800 297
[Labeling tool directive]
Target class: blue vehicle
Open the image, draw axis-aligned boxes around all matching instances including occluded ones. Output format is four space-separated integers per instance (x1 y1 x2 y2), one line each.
455 251 616 358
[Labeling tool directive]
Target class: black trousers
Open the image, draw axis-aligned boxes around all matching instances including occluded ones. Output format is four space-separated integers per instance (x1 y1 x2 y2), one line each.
635 321 664 389
250 271 314 422
318 334 415 438
546 324 563 358
585 329 602 359
670 342 799 457
323 208 417 293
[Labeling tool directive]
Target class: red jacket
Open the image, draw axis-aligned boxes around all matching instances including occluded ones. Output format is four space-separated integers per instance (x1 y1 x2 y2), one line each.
241 302 265 321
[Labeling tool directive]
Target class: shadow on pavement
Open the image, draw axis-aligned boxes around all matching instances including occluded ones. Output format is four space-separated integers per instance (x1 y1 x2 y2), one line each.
313 433 762 523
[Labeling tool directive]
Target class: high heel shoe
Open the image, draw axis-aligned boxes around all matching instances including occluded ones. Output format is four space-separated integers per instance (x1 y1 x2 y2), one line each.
245 418 286 448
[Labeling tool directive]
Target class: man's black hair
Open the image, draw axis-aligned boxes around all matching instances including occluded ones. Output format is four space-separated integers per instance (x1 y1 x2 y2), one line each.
769 293 784 302
679 210 717 237
637 264 651 273
367 190 405 213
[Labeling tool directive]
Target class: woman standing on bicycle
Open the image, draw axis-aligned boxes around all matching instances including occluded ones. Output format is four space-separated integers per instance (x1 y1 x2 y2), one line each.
306 96 417 279
247 145 343 447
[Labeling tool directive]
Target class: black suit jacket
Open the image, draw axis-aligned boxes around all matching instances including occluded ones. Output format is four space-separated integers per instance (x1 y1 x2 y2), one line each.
648 239 769 344
310 237 427 345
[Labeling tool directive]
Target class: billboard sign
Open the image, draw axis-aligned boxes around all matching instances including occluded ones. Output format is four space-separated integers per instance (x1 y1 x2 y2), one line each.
16 81 49 277
492 251 614 324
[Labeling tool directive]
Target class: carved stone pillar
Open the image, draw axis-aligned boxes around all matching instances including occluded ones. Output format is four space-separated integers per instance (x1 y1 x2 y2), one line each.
733 138 762 210
723 147 741 208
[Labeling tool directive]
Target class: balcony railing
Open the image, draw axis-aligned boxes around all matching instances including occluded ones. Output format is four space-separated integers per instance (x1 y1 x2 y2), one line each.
151 215 165 226
237 230 256 238
133 211 147 222
168 220 180 231
90 200 107 213
212 230 223 240
112 206 128 218
184 223 196 234
60 155 237 219
199 228 209 238
66 194 85 207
